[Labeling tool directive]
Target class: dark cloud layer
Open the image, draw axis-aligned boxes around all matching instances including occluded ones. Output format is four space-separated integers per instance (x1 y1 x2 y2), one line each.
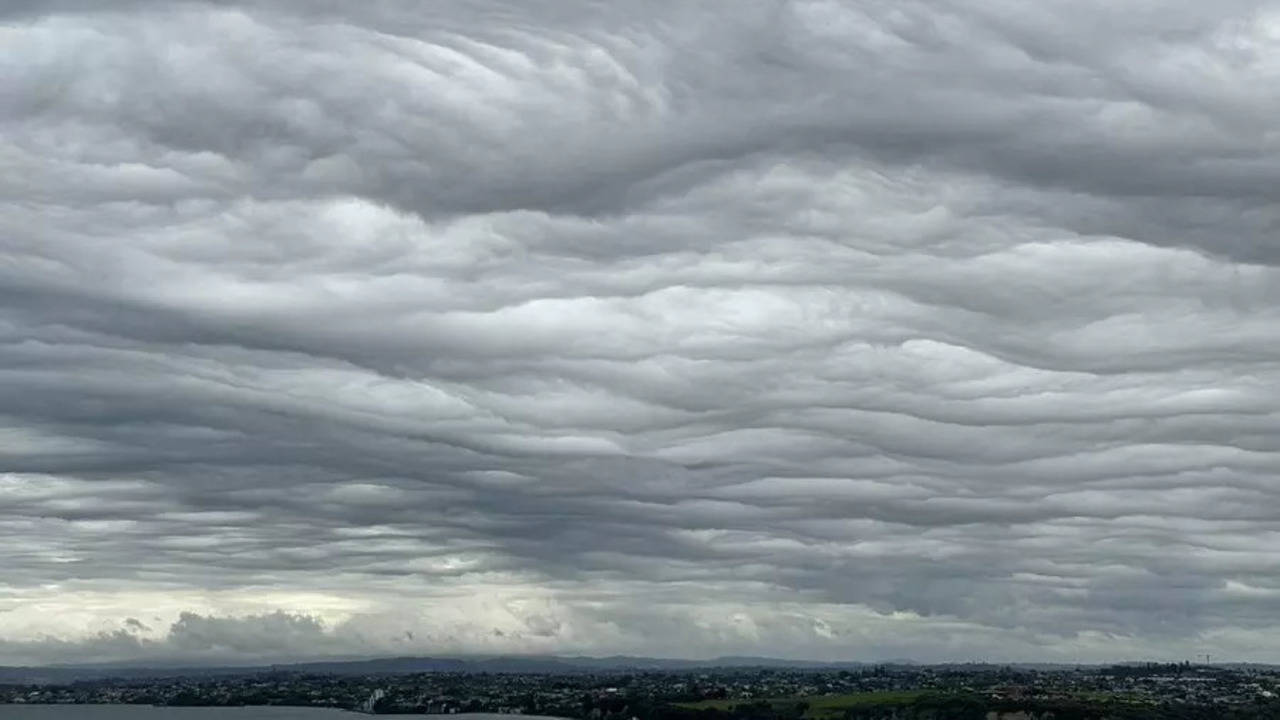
3 0 1280 665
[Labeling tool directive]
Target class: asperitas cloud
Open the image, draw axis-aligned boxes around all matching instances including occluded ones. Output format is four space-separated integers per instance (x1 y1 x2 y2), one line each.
2 0 1280 665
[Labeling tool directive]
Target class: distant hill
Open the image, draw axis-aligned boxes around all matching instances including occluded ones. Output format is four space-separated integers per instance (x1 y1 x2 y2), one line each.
0 654 874 684
5 654 1272 685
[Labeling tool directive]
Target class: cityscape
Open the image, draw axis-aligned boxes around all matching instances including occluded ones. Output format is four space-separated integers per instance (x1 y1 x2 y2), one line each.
4 661 1280 719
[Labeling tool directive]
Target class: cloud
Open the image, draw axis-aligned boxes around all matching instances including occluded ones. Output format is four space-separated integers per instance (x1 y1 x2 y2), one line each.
3 0 1280 665
0 612 337 666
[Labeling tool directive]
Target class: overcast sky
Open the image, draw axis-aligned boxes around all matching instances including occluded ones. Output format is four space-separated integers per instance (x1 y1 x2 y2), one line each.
3 0 1280 667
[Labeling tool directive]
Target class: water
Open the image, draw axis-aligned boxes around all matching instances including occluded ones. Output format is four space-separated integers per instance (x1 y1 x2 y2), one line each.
0 709 569 720
0 709 357 720
0 709 352 720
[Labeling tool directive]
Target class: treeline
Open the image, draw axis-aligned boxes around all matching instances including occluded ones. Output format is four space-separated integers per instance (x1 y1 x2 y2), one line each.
846 698 1280 720
637 694 1280 720
633 701 810 720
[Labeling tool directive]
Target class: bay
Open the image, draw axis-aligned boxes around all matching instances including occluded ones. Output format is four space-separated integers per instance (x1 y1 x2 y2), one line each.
0 709 569 720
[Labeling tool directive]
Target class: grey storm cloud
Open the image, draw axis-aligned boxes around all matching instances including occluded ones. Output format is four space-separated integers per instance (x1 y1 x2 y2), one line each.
2 0 1280 665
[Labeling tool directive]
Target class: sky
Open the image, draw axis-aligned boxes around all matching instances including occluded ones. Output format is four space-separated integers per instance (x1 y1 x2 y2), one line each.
2 0 1280 667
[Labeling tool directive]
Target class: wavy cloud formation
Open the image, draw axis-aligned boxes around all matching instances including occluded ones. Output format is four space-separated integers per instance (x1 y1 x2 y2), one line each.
3 0 1280 664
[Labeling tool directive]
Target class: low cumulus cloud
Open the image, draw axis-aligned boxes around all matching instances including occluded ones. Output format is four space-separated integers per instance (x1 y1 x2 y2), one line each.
3 0 1280 665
